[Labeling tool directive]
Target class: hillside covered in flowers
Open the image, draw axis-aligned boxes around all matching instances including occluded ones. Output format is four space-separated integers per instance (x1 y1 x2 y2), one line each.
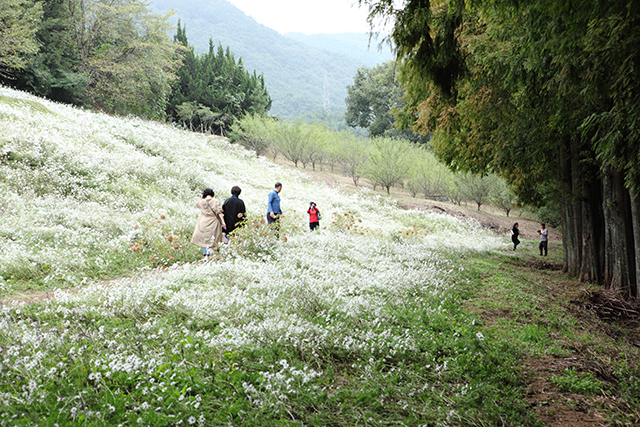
3 87 637 426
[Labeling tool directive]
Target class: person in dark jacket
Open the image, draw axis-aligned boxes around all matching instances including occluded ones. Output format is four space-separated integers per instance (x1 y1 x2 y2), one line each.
222 186 246 238
511 222 520 250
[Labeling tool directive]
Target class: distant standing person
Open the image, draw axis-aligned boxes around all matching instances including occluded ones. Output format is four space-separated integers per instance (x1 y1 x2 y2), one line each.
307 202 320 231
538 223 548 256
267 182 283 224
223 185 246 238
191 188 226 260
511 222 520 251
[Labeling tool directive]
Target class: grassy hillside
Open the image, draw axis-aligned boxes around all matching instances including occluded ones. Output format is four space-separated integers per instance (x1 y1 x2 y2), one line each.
1 88 638 426
149 0 390 119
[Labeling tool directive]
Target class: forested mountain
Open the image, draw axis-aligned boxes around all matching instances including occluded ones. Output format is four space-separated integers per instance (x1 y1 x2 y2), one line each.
149 0 392 119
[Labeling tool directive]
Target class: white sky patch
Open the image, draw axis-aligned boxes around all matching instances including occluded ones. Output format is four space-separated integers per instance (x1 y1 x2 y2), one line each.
226 0 373 34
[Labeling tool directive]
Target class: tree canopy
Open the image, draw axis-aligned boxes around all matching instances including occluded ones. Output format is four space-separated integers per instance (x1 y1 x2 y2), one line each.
0 0 43 76
345 61 428 143
1 0 182 119
359 0 640 297
168 23 272 135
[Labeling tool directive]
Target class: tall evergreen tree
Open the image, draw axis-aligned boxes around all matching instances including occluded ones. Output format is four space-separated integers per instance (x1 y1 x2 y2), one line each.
168 23 271 135
359 0 640 297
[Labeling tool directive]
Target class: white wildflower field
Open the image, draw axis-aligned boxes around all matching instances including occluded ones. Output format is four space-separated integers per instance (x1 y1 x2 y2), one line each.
0 87 543 426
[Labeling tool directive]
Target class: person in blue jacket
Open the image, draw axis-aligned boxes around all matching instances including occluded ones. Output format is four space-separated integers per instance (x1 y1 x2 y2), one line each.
267 182 283 224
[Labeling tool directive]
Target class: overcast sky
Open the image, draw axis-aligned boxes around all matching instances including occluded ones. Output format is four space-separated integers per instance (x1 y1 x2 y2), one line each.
226 0 373 34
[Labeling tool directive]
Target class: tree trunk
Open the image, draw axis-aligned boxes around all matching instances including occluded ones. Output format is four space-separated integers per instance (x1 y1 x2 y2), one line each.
558 137 604 284
601 165 635 297
629 189 640 298
558 136 580 276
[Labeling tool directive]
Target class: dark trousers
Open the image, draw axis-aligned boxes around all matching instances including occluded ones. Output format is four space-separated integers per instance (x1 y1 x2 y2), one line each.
267 214 280 237
310 222 319 231
512 235 520 250
539 240 548 256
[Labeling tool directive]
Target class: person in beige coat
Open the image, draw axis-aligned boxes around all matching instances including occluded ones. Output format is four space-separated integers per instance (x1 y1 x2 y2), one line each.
191 188 226 259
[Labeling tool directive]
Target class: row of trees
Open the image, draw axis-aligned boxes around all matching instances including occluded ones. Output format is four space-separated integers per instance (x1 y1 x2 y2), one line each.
0 0 271 125
358 0 640 297
231 114 516 214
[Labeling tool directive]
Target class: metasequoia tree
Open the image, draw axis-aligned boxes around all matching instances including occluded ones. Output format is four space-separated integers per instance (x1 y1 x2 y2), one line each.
359 0 640 297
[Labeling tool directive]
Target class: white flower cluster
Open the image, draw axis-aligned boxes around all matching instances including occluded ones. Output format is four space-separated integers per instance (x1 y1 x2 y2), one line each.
0 86 505 423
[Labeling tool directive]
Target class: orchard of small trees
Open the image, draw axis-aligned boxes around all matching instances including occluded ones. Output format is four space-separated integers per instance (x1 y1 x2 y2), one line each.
231 114 515 211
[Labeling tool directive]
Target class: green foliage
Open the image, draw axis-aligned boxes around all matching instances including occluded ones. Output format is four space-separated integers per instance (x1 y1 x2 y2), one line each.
168 24 271 135
364 136 412 194
4 0 87 105
0 0 42 74
1 0 181 119
459 173 499 211
336 131 370 186
491 177 517 216
345 61 427 142
230 113 278 157
551 368 604 395
405 146 450 198
273 120 312 168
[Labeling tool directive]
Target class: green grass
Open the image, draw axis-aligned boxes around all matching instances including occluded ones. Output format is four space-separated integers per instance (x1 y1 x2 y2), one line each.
0 95 54 115
551 368 604 395
457 245 640 424
3 239 640 425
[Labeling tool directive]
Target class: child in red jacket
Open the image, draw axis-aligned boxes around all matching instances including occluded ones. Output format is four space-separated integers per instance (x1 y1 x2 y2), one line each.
307 202 320 231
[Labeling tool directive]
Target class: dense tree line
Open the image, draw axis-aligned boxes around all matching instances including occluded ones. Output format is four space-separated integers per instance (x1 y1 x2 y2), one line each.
0 0 42 75
0 1 271 126
358 0 640 297
168 23 271 135
231 114 514 213
1 0 181 119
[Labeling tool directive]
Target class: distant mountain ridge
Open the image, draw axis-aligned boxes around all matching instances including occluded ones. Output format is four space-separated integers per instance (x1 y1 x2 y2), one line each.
284 32 393 68
149 0 393 119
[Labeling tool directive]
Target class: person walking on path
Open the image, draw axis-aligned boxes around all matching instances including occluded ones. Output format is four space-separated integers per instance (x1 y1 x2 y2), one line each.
538 223 548 256
307 202 320 231
267 182 283 224
223 185 246 238
191 188 226 260
511 222 520 250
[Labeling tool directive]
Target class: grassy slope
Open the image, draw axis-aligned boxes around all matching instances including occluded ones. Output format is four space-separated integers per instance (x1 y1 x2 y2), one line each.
0 88 639 426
